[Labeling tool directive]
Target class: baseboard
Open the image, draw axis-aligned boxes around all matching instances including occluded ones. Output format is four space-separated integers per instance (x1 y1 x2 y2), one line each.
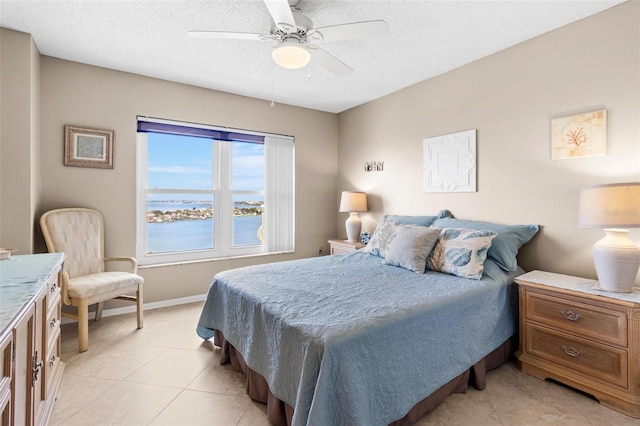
61 294 207 324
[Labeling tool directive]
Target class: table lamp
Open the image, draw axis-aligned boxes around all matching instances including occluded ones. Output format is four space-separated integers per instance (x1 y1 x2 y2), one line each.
578 182 640 292
339 191 368 243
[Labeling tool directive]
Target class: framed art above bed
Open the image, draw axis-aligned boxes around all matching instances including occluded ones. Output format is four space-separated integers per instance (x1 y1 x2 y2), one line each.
423 129 477 193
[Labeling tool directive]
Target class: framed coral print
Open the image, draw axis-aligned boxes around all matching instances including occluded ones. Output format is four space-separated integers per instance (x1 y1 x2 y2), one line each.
64 125 114 168
551 109 606 160
423 129 477 192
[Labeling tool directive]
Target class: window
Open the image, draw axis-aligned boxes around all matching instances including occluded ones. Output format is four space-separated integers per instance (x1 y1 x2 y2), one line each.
136 117 294 265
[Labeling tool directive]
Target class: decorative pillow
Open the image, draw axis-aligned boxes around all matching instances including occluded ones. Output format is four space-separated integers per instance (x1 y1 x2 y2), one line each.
362 220 400 258
383 209 452 227
427 228 497 280
382 225 441 273
432 217 539 272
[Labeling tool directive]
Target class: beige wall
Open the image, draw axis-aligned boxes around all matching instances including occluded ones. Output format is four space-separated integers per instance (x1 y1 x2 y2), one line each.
2 1 639 305
0 28 41 253
337 2 640 280
34 57 338 303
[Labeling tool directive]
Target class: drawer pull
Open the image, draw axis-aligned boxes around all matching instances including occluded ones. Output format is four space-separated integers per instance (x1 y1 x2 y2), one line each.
32 352 43 384
562 345 583 357
561 310 582 321
49 355 56 367
50 318 57 328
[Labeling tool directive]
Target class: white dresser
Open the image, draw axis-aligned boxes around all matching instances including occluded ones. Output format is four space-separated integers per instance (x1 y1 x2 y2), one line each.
0 253 65 426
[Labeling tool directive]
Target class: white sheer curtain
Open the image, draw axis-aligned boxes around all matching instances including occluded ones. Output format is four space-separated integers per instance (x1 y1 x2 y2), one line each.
264 135 295 252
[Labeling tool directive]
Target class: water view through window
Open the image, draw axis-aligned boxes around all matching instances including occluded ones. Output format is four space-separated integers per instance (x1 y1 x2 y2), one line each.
145 132 265 254
146 199 263 253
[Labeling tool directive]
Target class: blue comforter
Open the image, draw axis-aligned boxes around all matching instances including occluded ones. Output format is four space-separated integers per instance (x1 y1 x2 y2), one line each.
197 251 520 426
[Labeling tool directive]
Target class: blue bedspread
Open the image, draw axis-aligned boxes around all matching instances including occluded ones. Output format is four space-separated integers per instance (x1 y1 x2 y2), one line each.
197 251 521 426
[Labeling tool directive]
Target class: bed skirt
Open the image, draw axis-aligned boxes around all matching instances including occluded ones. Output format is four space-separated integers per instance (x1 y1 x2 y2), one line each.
213 329 515 426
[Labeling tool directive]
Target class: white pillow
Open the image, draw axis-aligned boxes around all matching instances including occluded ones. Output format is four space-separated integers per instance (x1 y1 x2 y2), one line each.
362 219 400 258
383 226 441 273
427 228 497 279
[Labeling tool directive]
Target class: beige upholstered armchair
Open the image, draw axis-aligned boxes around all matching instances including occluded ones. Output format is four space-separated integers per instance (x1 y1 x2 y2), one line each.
40 208 144 352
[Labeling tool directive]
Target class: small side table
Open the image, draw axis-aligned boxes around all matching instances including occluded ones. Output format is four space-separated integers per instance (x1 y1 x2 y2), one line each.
515 270 640 418
328 239 363 255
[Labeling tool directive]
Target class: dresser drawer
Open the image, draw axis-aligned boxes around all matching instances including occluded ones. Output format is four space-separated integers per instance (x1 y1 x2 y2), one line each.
0 334 12 425
525 323 628 388
45 295 61 352
44 333 61 400
525 290 627 347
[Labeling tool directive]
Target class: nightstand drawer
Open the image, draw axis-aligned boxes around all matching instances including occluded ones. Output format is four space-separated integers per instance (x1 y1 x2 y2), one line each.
525 323 628 388
525 291 627 347
328 239 363 254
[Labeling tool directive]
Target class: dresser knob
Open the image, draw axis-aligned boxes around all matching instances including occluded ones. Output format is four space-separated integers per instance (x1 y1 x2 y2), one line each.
561 310 582 321
32 352 43 384
562 345 583 357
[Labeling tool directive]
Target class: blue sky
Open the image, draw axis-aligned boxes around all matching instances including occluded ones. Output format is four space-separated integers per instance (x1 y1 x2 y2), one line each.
147 133 265 195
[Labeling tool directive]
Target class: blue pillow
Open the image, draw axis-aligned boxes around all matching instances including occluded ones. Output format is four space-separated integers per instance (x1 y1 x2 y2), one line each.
431 217 539 272
383 209 452 227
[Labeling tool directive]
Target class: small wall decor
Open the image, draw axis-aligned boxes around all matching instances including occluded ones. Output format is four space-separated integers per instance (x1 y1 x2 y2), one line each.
64 125 114 169
423 129 476 193
551 109 606 160
364 161 384 172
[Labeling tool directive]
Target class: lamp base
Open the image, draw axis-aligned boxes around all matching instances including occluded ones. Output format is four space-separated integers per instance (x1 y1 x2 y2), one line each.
345 212 362 243
593 229 640 293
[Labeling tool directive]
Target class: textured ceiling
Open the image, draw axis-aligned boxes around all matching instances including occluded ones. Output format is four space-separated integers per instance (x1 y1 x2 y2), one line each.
0 0 626 113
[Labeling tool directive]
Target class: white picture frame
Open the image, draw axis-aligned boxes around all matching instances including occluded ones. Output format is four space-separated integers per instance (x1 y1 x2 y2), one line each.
423 129 477 193
551 109 606 160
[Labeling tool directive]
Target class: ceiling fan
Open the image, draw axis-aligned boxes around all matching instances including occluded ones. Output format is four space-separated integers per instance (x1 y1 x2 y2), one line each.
187 0 388 76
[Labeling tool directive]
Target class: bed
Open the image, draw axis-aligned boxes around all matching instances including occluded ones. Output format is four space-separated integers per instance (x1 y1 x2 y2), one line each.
197 213 538 425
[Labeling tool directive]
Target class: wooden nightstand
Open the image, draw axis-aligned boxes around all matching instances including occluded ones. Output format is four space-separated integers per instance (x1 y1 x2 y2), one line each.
328 239 363 254
515 270 640 418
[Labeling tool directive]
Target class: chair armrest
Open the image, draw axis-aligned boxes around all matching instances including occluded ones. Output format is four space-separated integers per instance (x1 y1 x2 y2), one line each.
104 256 139 274
61 270 72 305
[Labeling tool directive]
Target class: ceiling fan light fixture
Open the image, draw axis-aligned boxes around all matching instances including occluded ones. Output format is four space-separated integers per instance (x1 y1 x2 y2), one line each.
272 42 311 69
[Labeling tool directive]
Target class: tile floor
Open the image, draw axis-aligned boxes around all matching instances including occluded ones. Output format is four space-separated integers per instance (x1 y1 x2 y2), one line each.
50 302 637 425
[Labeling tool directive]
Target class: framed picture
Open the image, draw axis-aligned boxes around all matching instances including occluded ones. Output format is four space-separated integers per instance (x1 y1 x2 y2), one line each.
64 125 114 168
423 129 477 192
551 109 606 160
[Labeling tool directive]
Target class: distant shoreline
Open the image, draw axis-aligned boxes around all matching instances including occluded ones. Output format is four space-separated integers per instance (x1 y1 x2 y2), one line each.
147 207 262 223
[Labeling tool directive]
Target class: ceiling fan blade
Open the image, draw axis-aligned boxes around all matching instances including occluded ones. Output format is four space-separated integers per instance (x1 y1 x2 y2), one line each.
263 0 296 32
307 20 388 43
187 30 271 41
310 47 353 76
253 53 275 78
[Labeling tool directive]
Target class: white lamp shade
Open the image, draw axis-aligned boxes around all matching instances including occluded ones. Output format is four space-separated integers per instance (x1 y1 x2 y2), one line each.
579 183 640 228
339 191 368 213
578 182 640 293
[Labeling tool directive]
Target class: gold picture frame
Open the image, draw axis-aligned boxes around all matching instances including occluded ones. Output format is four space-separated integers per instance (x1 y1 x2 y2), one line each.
64 125 114 168
551 109 606 160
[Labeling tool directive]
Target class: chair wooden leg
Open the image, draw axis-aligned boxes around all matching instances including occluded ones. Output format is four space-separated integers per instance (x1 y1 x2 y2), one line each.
78 299 89 352
95 301 104 321
136 284 144 329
